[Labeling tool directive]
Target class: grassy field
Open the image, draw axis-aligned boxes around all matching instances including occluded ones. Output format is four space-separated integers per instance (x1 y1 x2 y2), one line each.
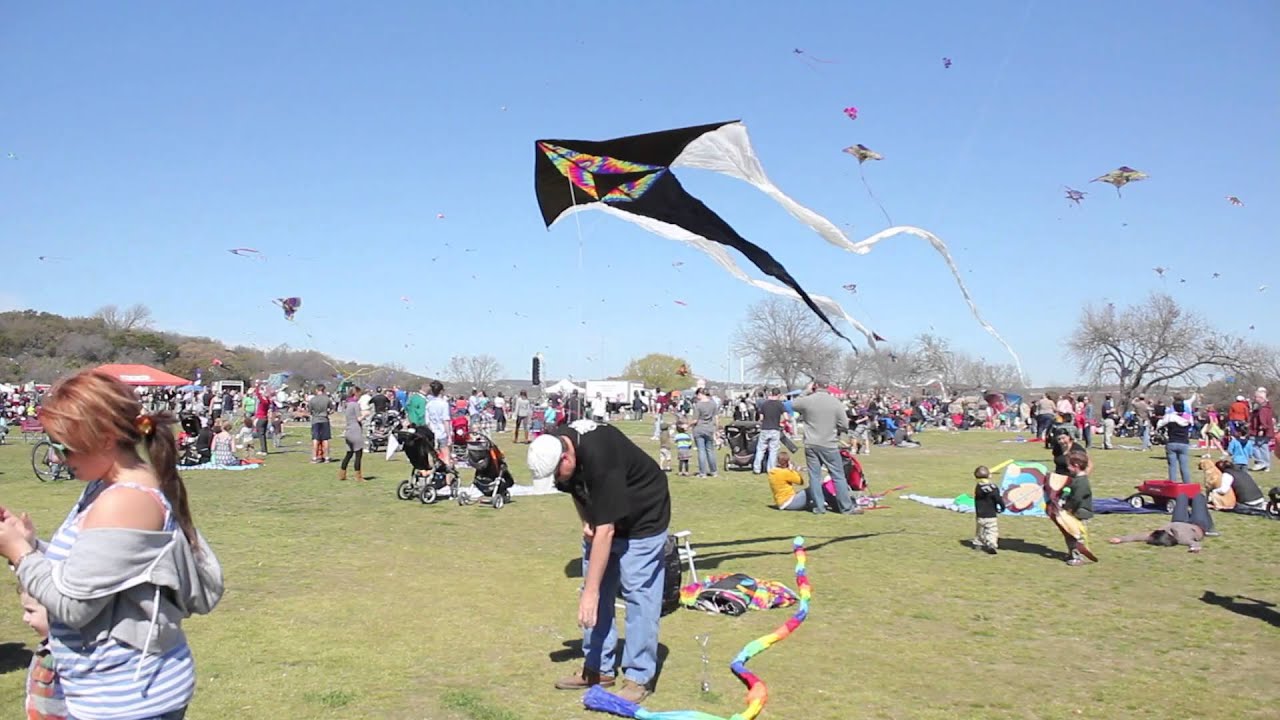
0 420 1276 719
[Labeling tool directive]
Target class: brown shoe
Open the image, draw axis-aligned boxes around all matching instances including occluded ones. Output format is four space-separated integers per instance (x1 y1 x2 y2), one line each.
355 471 366 482
613 678 651 704
554 667 615 690
337 469 347 481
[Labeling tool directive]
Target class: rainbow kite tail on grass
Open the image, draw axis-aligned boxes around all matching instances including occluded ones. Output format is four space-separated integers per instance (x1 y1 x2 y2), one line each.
583 537 811 720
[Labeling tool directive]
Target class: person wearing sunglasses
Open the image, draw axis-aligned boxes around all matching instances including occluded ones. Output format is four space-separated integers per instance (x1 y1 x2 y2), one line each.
0 369 223 720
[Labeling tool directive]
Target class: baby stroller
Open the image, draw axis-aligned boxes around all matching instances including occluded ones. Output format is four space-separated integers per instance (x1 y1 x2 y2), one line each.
366 410 399 453
722 421 760 471
177 413 208 466
450 415 471 465
458 432 515 509
395 427 459 505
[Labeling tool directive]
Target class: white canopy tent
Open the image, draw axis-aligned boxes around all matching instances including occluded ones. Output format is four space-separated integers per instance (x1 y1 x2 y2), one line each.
544 378 585 395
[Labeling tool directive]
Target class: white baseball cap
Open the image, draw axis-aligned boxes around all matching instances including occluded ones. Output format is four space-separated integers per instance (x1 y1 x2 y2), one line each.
527 434 564 483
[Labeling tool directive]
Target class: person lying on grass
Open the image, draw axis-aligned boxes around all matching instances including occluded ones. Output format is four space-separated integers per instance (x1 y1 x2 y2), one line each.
1109 493 1217 553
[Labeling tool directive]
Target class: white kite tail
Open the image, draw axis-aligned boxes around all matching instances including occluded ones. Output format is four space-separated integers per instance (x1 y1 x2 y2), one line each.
672 121 1024 381
565 204 879 347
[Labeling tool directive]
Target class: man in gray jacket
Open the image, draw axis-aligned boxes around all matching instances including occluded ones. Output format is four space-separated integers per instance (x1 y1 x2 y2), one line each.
790 380 858 515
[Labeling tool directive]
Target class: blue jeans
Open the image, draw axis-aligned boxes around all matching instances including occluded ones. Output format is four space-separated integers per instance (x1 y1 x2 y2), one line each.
1141 424 1151 451
1252 438 1272 469
76 710 187 720
1166 442 1191 483
581 531 667 685
1172 493 1214 533
694 432 716 475
752 429 781 473
777 492 810 511
805 445 853 514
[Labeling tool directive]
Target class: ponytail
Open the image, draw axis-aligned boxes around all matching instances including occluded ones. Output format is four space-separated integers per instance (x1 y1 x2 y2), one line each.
140 410 198 548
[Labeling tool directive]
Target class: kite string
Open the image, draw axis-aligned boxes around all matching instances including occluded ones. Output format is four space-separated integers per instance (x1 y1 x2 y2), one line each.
859 165 893 227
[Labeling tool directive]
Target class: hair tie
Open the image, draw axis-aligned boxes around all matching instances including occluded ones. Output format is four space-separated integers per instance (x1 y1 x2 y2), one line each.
136 414 155 437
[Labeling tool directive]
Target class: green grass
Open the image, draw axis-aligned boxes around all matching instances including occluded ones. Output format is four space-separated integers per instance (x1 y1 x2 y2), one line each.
0 422 1277 719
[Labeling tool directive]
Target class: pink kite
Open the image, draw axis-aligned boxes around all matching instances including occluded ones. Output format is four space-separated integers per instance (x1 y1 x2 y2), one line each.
843 106 858 121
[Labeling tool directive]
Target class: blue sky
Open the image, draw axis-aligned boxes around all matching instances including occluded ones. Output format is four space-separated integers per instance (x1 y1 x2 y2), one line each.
3 1 1277 386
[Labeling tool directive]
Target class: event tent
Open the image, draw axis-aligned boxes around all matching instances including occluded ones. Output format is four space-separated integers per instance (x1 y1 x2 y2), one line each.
95 364 191 386
545 378 585 395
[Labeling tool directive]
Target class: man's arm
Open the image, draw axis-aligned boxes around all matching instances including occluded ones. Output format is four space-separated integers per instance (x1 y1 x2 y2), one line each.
580 522 615 628
1109 532 1154 544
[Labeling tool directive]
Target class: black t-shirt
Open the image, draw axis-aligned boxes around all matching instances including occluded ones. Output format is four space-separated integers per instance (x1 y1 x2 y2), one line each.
559 422 670 538
757 399 785 431
370 394 391 413
974 482 1005 519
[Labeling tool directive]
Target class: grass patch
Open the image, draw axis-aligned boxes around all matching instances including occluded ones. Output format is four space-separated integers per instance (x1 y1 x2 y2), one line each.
0 422 1277 718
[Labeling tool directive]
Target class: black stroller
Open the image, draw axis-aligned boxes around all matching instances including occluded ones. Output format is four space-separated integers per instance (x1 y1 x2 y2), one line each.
177 413 209 466
722 421 760 471
459 432 515 509
395 427 459 505
366 410 399 453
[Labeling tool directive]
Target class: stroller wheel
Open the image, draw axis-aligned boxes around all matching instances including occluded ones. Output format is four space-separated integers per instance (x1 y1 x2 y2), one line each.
420 485 438 505
492 493 505 510
396 480 415 501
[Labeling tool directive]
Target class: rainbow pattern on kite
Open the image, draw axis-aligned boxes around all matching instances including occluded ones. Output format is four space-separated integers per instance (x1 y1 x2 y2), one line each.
537 142 667 202
583 537 811 720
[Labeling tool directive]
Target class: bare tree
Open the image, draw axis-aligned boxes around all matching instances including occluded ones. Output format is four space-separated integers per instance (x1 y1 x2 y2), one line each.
733 297 841 390
1069 292 1254 402
94 303 153 332
446 354 503 391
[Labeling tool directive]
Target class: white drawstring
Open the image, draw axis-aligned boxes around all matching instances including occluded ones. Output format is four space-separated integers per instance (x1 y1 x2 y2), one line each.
133 585 162 681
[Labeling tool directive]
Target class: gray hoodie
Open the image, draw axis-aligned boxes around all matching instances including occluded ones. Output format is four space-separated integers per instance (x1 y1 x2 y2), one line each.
790 389 849 448
19 526 224 658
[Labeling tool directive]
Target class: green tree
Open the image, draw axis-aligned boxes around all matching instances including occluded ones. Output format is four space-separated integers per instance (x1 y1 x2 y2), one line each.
619 353 690 392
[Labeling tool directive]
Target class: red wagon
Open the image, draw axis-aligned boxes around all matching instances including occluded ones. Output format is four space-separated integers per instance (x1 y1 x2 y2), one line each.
1125 480 1201 513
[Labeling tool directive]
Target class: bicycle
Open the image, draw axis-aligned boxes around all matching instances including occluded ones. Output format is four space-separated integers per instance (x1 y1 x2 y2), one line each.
31 439 75 482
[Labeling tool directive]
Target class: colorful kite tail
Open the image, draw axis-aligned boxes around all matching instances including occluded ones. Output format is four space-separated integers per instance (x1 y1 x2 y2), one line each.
584 537 811 720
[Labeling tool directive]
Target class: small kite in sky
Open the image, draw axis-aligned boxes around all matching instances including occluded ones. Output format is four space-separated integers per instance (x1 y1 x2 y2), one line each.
842 283 857 294
36 255 67 262
228 248 263 259
273 297 302 321
1064 187 1086 205
671 261 684 268
1179 278 1187 284
792 48 836 71
1092 166 1148 197
1211 272 1220 279
1226 195 1244 207
436 213 445 219
872 332 887 342
1260 285 1269 293
942 57 952 69
842 144 882 164
5 152 15 160
533 120 1022 377
1153 266 1168 278
673 300 687 306
843 144 891 226
842 106 858 121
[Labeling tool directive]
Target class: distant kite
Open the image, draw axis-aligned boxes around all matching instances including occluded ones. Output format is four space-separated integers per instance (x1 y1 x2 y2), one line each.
842 106 858 121
942 57 952 69
672 261 684 268
1260 285 1269 293
872 332 887 342
1226 196 1244 207
1064 187 1086 206
842 283 857 294
673 300 688 306
1091 166 1148 197
842 144 882 164
436 213 445 219
792 48 836 70
229 248 263 259
533 120 1023 377
5 152 15 160
1211 272 1220 279
1153 266 1168 278
273 297 302 320
843 145 891 226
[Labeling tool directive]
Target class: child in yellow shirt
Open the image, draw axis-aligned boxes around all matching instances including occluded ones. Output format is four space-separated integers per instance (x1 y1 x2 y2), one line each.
768 451 810 511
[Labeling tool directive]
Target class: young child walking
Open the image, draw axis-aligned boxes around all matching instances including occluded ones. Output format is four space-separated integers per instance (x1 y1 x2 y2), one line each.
656 422 673 471
1058 449 1096 566
18 584 67 719
674 424 693 476
971 466 1003 554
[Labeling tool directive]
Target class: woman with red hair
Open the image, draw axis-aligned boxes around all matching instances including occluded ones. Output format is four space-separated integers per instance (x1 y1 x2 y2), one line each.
0 369 223 720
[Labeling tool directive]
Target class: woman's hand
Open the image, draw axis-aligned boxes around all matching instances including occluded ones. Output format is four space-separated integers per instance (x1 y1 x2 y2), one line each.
0 514 33 563
1108 537 1123 544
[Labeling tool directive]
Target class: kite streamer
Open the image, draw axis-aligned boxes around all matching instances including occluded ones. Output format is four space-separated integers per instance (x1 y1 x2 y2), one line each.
583 537 811 720
534 121 1021 376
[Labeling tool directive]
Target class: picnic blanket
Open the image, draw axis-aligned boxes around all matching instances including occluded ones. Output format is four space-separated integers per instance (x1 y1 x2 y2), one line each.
179 462 262 471
1093 497 1162 515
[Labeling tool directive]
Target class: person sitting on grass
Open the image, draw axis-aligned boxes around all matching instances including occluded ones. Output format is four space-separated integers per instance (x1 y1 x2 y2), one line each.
1109 493 1218 552
1213 459 1266 511
768 450 810 511
211 419 241 466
